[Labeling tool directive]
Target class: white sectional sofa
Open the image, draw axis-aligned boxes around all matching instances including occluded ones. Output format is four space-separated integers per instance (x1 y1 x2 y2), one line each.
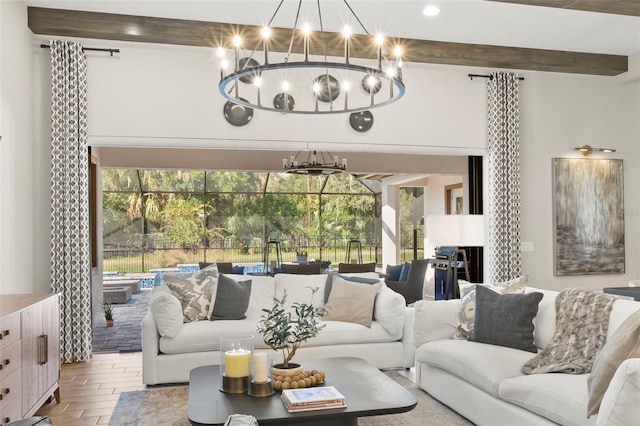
143 272 414 385
413 286 640 426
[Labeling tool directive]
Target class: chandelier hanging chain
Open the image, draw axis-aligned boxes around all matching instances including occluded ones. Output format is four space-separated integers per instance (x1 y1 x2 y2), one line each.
342 0 370 36
284 0 303 63
316 0 335 111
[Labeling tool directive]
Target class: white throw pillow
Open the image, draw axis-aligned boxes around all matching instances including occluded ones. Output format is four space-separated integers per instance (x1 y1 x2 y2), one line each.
373 284 406 336
453 275 529 340
150 291 183 338
274 273 327 311
413 299 461 347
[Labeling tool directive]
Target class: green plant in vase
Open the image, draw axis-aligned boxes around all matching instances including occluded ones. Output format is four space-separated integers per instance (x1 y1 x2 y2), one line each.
257 287 325 373
101 298 114 327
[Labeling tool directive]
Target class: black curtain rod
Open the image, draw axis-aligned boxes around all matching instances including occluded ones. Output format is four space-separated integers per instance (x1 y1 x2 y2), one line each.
468 73 525 81
40 44 120 56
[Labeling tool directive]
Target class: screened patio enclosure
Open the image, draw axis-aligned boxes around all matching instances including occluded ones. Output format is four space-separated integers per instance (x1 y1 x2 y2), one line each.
102 168 423 272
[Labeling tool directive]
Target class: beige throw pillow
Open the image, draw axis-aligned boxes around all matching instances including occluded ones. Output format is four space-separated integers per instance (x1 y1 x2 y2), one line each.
587 309 640 417
324 276 382 327
453 275 529 340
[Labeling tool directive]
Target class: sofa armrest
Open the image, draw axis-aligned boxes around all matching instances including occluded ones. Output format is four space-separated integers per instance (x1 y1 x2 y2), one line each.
596 358 640 426
412 299 461 347
401 307 415 367
142 311 160 385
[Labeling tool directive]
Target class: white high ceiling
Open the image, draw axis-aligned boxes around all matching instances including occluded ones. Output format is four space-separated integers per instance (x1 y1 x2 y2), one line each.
24 0 640 56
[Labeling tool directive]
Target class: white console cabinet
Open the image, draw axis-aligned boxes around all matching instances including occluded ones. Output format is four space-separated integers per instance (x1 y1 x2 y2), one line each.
0 294 60 424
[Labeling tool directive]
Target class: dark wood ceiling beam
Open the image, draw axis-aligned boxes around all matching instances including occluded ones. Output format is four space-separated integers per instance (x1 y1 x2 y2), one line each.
28 7 628 76
489 1 640 17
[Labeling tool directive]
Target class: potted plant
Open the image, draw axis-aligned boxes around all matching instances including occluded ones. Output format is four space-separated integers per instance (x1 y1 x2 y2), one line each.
295 249 308 263
257 287 325 376
102 298 114 327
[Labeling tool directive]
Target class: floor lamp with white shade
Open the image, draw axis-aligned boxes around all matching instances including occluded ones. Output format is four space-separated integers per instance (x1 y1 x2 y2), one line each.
426 214 485 299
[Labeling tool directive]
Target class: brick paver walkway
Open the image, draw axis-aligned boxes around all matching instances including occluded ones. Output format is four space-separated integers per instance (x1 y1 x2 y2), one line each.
93 288 151 353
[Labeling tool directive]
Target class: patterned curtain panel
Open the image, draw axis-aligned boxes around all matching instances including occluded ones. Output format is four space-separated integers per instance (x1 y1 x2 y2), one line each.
49 40 92 362
486 72 522 282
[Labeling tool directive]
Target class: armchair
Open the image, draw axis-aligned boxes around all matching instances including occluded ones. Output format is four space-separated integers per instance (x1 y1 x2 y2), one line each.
385 259 429 305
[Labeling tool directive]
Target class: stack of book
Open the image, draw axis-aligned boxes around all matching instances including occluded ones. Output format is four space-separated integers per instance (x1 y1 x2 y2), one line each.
281 385 346 412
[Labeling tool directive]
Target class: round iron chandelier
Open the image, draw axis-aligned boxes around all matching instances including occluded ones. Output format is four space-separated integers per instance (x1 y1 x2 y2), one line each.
217 0 406 115
283 151 347 175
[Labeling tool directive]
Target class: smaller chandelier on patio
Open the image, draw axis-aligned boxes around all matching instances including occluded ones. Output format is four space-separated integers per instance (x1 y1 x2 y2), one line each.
217 0 406 115
283 151 347 175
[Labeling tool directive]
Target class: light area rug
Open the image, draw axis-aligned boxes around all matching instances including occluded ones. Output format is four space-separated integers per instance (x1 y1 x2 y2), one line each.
109 371 472 425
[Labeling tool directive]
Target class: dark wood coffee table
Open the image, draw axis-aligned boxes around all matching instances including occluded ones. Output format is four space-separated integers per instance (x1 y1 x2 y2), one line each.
188 356 417 425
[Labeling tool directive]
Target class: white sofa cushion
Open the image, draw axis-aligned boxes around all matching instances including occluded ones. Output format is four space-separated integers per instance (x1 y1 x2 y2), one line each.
596 358 640 426
160 317 400 355
412 299 461 347
275 273 327 311
415 339 534 397
499 373 595 426
160 318 259 354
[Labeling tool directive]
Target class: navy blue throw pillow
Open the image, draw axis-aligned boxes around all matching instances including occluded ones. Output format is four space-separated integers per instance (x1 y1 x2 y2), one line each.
385 264 403 281
399 262 411 282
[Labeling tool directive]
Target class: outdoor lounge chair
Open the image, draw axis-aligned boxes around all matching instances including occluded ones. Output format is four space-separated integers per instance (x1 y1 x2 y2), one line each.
337 262 376 273
385 258 429 305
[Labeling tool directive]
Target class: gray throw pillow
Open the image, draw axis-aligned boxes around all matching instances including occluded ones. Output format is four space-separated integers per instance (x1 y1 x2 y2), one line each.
209 274 252 321
471 285 543 353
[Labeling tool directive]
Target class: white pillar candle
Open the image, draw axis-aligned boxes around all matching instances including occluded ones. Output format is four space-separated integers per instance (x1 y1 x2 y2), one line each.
253 352 269 383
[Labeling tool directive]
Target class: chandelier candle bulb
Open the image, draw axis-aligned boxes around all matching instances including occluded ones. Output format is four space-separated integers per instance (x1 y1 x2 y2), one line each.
376 34 384 70
262 26 270 64
344 27 351 64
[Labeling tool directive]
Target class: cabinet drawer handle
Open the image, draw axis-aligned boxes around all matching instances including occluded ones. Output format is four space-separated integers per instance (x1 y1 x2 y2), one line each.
0 359 9 370
38 335 49 365
0 387 9 400
0 330 9 339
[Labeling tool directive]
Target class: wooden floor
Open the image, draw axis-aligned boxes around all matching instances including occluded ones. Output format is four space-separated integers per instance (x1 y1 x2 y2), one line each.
35 352 144 426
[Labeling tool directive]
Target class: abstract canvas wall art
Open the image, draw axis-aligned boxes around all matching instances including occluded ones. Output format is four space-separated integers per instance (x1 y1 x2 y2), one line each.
553 158 624 275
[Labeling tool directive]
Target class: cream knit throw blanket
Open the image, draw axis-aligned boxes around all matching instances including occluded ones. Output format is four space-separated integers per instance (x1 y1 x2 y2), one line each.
522 288 616 375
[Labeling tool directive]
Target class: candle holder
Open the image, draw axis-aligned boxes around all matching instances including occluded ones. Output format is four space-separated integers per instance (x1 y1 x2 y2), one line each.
220 335 254 393
248 352 274 397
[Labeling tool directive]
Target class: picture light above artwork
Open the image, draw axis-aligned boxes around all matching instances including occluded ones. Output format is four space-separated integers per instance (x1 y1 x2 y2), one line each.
573 145 616 157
